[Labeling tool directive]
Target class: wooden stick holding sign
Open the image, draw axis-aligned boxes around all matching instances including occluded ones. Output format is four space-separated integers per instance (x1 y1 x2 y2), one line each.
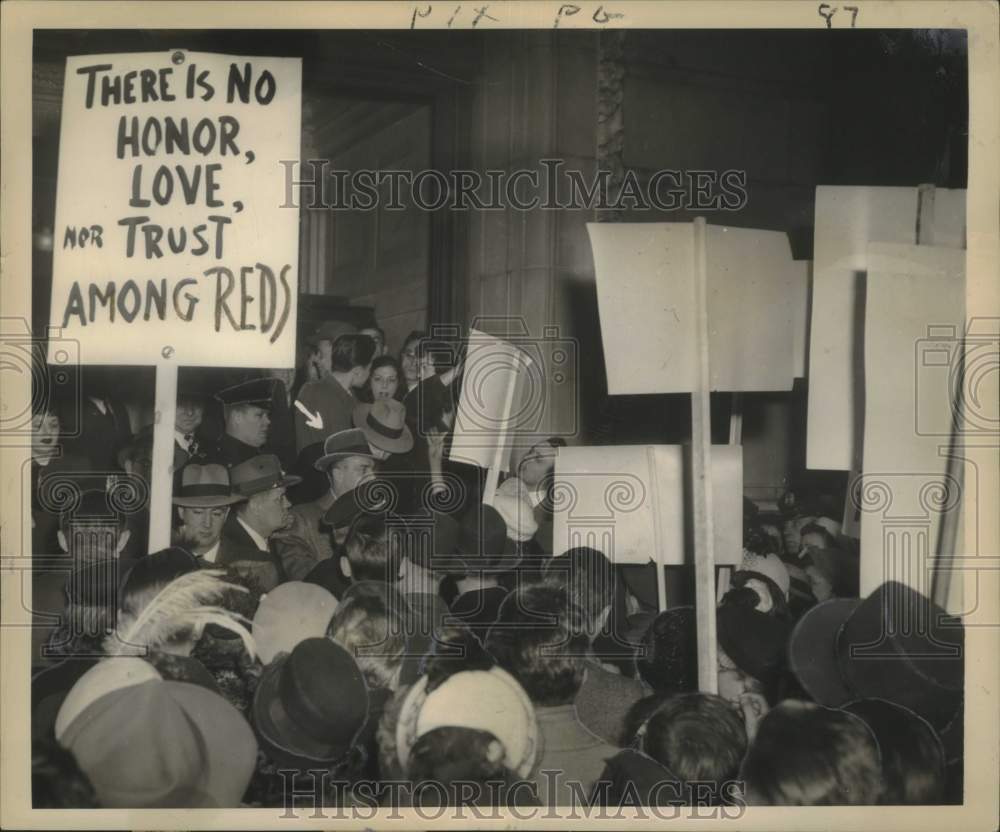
148 360 178 550
690 217 719 694
46 50 302 553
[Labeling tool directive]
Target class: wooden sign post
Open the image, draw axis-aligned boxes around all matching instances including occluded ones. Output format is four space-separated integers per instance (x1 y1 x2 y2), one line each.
690 217 719 693
587 219 799 694
46 50 302 551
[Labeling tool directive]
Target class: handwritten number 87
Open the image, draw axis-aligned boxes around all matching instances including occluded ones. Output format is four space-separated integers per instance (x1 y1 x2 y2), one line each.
818 4 859 28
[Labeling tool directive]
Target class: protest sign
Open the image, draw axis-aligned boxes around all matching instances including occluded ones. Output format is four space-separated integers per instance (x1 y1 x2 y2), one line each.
861 243 965 614
806 185 966 470
46 50 302 549
587 222 796 395
449 329 534 493
48 50 301 368
551 444 743 570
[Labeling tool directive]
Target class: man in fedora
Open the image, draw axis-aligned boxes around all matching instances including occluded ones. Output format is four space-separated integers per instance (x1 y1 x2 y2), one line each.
222 454 301 591
274 428 378 583
172 462 244 565
294 331 377 454
213 378 278 467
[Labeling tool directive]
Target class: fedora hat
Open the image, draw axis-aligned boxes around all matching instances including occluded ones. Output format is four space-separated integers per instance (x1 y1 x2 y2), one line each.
59 675 257 808
230 454 301 498
788 582 964 730
396 666 539 780
252 581 339 665
214 377 276 409
322 478 394 529
306 320 357 347
314 428 375 472
252 637 369 769
173 463 243 507
352 399 413 454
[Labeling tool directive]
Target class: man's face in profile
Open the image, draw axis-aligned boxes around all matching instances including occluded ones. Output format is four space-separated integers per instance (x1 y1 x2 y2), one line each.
518 441 558 488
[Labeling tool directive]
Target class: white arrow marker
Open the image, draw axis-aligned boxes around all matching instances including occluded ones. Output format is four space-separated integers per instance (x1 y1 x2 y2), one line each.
294 400 324 430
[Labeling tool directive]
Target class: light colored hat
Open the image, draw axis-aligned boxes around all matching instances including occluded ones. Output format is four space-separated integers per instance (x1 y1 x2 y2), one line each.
252 581 339 664
55 657 161 742
741 551 791 600
353 399 414 454
172 463 243 508
813 515 843 538
59 678 257 808
396 667 539 779
490 491 538 543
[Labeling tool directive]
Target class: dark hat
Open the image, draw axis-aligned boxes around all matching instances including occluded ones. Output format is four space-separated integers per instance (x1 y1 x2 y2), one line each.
787 597 860 707
322 478 394 529
788 582 964 730
314 428 375 472
252 637 369 769
59 488 117 524
452 503 521 574
306 320 357 347
120 548 200 601
65 559 120 620
59 674 257 808
173 463 243 508
215 377 276 409
230 454 301 498
716 603 792 683
352 399 413 454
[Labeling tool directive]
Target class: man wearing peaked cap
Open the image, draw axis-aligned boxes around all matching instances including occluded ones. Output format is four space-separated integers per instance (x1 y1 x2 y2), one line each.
213 378 278 467
219 455 301 591
274 429 378 585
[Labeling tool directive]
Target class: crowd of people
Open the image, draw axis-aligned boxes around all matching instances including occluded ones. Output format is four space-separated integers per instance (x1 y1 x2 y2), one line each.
28 319 965 811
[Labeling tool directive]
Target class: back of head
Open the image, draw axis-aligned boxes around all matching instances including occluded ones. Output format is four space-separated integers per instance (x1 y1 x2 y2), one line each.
485 583 589 706
844 698 944 804
740 700 882 805
545 547 615 637
638 607 698 694
327 581 407 691
331 333 377 374
406 725 512 803
345 512 403 583
639 693 747 791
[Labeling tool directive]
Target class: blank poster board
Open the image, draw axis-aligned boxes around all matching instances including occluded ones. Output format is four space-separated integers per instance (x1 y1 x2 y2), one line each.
806 186 966 470
861 243 964 613
551 444 743 566
587 223 795 394
449 329 533 472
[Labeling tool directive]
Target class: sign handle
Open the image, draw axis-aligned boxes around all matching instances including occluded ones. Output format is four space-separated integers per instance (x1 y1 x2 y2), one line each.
148 362 178 551
690 217 719 694
728 393 743 445
481 350 523 507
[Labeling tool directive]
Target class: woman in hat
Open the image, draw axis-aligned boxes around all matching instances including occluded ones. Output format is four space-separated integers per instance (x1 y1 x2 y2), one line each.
246 638 371 808
395 666 541 808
